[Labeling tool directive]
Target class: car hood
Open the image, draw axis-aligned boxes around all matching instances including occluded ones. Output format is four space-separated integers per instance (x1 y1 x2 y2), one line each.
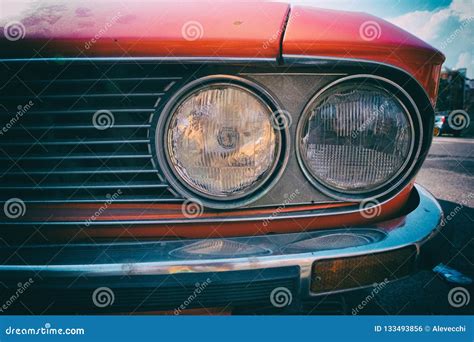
0 1 290 58
0 1 444 102
0 1 443 64
283 6 445 103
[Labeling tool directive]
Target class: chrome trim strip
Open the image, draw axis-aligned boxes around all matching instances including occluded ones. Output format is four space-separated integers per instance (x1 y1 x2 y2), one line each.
0 57 277 64
0 184 442 298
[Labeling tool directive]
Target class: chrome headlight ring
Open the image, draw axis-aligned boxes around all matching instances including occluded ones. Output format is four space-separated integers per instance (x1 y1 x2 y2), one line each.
154 75 290 209
296 74 423 202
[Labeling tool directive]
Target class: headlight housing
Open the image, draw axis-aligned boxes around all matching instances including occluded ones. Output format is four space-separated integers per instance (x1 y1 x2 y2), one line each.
297 76 420 200
156 76 288 208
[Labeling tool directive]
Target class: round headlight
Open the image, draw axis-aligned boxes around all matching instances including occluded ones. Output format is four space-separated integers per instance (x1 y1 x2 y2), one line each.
298 77 417 199
161 80 283 204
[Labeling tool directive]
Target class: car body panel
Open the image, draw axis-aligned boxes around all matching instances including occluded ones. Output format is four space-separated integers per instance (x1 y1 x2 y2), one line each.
0 3 442 104
0 184 412 242
0 1 289 58
282 6 445 105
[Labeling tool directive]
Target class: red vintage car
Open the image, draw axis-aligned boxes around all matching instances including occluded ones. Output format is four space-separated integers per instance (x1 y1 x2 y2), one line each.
0 1 444 314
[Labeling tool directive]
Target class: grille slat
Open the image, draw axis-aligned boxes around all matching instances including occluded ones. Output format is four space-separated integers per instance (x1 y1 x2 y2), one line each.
0 98 159 110
0 153 153 160
0 182 169 190
1 128 150 142
0 61 184 204
1 139 150 146
0 108 156 115
4 124 151 130
2 168 157 175
1 78 179 97
1 70 178 92
15 196 181 204
1 93 165 99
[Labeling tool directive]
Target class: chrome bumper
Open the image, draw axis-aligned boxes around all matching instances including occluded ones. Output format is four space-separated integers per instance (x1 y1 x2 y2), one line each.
0 185 442 303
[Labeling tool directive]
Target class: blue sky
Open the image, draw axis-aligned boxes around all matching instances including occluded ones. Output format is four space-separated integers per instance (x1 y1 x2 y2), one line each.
287 0 474 78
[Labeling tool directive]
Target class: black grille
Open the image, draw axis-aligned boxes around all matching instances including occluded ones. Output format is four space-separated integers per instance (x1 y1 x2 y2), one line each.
0 267 300 314
0 61 185 203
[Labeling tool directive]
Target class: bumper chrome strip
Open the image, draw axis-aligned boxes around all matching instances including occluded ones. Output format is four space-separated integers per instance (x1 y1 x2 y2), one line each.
0 185 442 298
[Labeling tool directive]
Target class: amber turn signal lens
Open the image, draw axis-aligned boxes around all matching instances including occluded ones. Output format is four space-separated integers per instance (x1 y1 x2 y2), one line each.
311 246 416 293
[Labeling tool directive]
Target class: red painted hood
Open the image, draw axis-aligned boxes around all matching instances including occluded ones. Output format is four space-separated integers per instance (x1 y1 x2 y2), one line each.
283 6 445 103
0 1 289 58
1 2 444 102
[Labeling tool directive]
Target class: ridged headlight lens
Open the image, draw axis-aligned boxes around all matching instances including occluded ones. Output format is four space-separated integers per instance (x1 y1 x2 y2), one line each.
166 84 280 199
298 82 414 196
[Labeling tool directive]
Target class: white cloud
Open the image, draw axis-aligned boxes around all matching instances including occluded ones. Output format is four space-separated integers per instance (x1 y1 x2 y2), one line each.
388 0 474 77
455 51 473 70
390 9 452 41
450 0 474 20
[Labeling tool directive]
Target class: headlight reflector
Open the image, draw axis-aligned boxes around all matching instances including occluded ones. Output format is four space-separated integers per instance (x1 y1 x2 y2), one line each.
298 82 414 197
165 84 280 200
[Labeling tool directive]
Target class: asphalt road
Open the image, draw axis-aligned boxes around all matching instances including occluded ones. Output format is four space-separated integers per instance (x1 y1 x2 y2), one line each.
326 137 474 315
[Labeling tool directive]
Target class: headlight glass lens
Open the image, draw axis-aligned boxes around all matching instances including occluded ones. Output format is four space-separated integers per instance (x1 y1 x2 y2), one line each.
299 83 413 194
166 85 279 199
